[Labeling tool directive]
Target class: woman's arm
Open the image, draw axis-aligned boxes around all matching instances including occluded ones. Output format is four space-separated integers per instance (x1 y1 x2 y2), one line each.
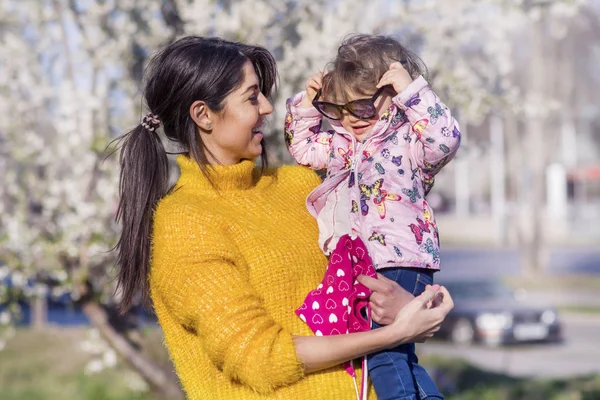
153 206 306 394
294 285 452 373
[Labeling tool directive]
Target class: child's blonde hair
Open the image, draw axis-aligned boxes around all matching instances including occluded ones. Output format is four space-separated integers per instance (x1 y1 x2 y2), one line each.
321 34 428 102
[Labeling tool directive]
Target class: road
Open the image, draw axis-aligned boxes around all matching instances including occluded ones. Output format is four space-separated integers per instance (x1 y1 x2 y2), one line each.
420 312 600 378
439 247 600 277
424 247 600 378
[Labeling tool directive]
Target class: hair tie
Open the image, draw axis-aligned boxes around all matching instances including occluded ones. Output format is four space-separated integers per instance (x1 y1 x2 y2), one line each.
141 113 161 132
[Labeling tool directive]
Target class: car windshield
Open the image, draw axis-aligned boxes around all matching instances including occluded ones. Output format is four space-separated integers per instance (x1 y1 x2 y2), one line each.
442 280 514 301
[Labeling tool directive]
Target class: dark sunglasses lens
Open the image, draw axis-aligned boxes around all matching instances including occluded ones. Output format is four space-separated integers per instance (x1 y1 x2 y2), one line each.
316 103 342 120
348 101 376 119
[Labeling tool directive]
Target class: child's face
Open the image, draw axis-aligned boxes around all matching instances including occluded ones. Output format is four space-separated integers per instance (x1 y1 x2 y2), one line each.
329 88 394 142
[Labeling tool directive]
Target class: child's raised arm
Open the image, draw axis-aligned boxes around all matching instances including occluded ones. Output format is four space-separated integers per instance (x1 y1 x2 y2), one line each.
394 76 461 176
378 62 461 176
285 73 334 171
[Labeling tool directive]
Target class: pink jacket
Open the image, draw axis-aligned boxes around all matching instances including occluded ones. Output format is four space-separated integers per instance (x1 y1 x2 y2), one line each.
285 76 461 270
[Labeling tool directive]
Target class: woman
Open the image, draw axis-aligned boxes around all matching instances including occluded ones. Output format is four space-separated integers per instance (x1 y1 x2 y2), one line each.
115 36 452 400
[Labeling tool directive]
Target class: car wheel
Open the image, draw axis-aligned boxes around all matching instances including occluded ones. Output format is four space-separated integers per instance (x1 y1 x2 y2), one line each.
451 318 475 345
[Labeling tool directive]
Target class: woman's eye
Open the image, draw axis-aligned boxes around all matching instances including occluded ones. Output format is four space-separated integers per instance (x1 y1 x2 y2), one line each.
249 94 259 103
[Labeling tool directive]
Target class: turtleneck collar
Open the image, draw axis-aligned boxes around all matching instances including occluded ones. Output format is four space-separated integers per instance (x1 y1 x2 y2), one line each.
176 155 256 191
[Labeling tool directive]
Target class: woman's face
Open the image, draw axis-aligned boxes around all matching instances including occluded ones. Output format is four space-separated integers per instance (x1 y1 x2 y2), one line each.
203 61 273 164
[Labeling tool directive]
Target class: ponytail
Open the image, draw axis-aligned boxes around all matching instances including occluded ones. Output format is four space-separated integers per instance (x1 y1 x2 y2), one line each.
113 36 280 312
115 121 169 312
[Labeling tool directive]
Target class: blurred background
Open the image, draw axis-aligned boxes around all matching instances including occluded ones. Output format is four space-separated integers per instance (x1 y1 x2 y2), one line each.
1 0 599 399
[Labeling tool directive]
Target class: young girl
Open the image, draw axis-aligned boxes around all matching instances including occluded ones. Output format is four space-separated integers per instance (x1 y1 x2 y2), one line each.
285 34 461 400
114 36 453 400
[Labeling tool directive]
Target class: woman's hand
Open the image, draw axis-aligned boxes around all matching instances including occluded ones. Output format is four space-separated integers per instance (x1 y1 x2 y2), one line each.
300 71 324 108
388 285 453 346
357 273 415 325
376 61 413 94
292 284 452 374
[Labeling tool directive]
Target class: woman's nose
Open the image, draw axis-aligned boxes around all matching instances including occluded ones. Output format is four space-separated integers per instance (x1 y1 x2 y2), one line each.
259 93 274 115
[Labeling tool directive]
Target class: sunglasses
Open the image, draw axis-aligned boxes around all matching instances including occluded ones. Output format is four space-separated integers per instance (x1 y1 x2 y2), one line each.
311 86 388 121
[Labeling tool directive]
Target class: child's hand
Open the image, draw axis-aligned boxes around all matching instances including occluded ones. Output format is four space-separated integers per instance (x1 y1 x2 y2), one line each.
376 62 413 94
300 72 324 108
357 273 415 326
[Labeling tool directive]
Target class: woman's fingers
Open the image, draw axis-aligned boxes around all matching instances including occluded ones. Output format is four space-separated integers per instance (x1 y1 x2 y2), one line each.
386 284 454 345
393 286 449 340
426 287 454 328
435 286 454 313
415 322 443 343
415 285 439 308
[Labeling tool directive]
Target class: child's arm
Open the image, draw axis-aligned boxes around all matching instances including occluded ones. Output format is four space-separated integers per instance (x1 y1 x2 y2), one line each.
285 72 334 171
284 93 333 170
394 76 461 175
377 62 461 175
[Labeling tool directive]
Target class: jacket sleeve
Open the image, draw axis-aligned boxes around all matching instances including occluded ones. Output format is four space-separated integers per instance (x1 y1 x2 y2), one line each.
151 206 305 394
284 91 334 170
393 75 461 176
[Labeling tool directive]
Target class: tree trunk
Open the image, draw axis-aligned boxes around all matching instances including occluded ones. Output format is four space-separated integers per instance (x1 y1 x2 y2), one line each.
521 5 549 276
81 301 184 399
31 295 47 330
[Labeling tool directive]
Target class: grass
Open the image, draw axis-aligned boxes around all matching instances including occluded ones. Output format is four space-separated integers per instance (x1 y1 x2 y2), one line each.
422 356 600 400
0 326 168 400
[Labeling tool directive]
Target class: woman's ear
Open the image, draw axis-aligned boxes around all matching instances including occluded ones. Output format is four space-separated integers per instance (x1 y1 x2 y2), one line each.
190 100 213 131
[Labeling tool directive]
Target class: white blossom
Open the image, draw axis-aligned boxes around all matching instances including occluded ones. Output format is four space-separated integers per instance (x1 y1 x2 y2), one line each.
0 312 10 325
84 359 105 375
0 0 585 353
124 371 150 392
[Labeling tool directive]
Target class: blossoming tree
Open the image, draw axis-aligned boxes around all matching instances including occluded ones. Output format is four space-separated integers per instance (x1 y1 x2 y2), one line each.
0 0 586 395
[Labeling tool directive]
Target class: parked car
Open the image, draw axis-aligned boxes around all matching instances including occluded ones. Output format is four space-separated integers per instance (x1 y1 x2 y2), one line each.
436 278 562 346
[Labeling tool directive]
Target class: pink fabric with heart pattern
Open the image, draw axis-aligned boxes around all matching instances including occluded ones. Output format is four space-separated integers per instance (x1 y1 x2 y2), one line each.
295 234 377 378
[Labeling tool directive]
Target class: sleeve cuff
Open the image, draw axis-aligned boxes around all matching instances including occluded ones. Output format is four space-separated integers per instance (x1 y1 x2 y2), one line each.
287 91 323 119
270 333 306 386
394 75 430 108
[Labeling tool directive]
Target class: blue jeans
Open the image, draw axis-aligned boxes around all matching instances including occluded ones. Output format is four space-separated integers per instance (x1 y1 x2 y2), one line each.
367 267 443 400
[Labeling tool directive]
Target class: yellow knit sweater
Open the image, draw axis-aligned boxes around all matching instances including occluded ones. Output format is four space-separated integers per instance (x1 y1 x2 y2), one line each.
150 156 375 400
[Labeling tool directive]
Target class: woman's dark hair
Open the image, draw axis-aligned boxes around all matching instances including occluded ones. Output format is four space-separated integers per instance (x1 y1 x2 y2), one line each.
321 34 428 102
115 36 278 312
